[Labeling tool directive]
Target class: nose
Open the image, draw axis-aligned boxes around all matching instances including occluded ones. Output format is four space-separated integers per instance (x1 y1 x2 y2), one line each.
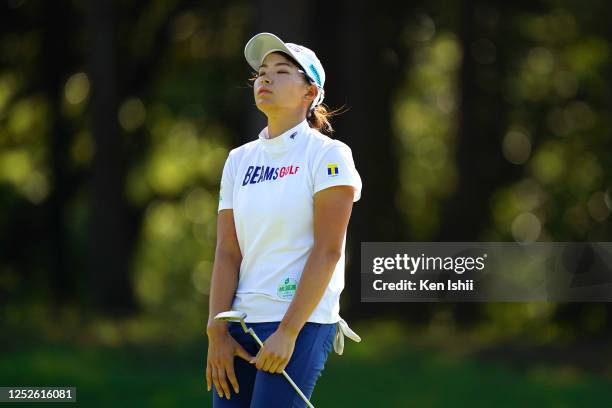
262 77 271 84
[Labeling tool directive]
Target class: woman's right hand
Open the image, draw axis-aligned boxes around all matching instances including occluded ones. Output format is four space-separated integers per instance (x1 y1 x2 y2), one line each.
206 322 254 400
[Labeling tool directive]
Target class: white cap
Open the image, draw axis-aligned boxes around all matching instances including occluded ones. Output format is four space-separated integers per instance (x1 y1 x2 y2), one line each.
244 32 326 110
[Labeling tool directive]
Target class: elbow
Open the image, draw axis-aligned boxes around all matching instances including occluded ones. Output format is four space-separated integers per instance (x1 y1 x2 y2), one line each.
314 246 343 263
215 246 242 266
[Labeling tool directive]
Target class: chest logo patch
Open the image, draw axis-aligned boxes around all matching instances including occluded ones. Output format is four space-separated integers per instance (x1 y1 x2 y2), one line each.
242 165 300 186
277 277 298 300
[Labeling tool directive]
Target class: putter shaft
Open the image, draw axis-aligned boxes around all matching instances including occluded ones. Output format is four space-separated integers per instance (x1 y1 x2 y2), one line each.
213 311 315 408
246 328 315 408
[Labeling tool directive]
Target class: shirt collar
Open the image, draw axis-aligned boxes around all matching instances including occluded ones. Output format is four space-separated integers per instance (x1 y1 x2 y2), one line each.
257 119 309 154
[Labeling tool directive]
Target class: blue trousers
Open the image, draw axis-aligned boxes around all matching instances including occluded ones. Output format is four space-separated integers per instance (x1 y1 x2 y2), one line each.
212 321 336 408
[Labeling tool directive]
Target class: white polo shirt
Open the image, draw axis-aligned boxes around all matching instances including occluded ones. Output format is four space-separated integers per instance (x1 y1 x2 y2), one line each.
217 119 362 323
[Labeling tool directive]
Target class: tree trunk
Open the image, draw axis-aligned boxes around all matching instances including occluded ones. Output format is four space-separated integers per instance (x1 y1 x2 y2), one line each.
87 0 137 316
41 0 77 310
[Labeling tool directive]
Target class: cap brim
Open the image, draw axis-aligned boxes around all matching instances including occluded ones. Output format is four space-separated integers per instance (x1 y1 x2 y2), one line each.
244 32 297 72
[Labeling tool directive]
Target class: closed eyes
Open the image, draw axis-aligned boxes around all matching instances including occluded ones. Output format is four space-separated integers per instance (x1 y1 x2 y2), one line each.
256 70 290 77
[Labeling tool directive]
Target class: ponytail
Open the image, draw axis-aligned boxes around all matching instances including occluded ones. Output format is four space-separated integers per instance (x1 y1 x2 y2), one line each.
307 104 348 135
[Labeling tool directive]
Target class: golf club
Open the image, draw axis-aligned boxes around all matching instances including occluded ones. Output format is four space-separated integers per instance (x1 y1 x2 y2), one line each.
214 310 315 408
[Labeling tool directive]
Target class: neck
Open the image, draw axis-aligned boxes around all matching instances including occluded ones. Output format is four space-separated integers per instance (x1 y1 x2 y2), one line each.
266 109 307 139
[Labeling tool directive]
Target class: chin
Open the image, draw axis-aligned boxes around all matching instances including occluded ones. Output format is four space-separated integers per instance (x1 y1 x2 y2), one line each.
255 102 277 114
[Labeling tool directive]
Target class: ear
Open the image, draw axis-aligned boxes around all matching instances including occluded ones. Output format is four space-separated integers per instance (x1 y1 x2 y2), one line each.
304 84 317 102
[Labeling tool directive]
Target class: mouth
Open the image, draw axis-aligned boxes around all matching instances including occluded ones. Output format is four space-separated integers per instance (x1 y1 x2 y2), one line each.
258 89 272 95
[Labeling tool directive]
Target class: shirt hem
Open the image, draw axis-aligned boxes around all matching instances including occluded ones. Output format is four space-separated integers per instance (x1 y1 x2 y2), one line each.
314 181 361 202
242 313 341 324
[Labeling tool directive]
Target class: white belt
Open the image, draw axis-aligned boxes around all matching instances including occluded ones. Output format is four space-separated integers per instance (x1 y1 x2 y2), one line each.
333 317 361 355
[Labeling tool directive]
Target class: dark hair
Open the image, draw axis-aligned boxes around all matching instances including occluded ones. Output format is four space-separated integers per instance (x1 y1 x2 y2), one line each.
248 52 347 135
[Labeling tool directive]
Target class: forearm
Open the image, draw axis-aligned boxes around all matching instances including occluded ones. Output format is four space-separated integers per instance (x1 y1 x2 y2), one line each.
279 247 341 337
207 250 241 331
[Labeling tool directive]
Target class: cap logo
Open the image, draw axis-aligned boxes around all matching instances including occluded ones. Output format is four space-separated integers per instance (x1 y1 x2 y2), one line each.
309 64 321 87
289 44 301 52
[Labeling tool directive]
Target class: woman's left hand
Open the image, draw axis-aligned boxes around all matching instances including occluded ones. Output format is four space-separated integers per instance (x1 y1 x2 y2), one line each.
251 327 298 374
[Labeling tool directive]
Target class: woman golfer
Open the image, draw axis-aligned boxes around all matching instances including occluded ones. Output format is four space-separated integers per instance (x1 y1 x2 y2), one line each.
206 32 362 408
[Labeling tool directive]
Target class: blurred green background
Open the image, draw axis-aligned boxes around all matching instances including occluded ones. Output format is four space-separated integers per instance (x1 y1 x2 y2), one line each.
0 0 611 406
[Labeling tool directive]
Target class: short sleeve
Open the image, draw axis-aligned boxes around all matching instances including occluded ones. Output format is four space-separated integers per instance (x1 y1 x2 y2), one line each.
313 143 362 202
218 151 235 212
